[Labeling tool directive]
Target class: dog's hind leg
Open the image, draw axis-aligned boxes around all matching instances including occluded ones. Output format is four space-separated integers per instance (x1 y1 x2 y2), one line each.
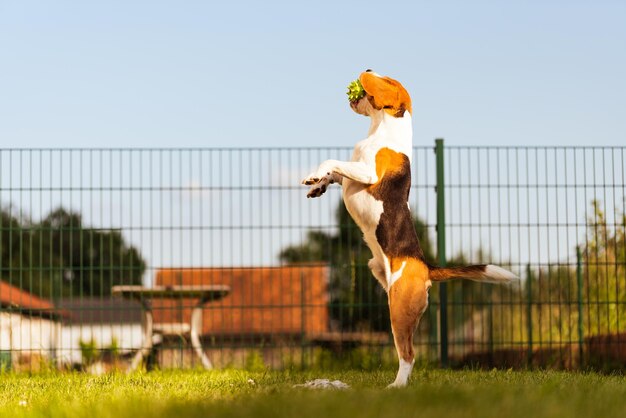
368 257 387 291
387 260 429 388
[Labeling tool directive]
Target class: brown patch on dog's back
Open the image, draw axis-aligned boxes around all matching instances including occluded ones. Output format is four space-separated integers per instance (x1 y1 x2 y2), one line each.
359 72 412 117
368 148 424 261
372 146 406 180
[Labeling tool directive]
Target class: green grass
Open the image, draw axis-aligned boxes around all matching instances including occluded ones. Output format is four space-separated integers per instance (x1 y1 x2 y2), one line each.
1 369 625 418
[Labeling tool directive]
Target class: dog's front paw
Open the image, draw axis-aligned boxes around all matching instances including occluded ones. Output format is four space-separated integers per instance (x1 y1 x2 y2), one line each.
307 182 328 198
302 162 333 186
302 173 322 186
305 174 333 198
302 171 332 186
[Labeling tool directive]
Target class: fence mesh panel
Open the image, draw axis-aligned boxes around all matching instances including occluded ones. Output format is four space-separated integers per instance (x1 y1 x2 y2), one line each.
0 145 624 371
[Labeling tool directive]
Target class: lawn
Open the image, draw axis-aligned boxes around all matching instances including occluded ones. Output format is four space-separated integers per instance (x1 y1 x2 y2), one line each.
1 369 625 418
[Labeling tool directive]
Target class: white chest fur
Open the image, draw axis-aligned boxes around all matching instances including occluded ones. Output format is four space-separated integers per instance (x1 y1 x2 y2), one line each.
341 112 412 234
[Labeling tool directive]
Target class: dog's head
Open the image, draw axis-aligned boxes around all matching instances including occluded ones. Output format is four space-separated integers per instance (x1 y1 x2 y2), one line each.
350 70 412 118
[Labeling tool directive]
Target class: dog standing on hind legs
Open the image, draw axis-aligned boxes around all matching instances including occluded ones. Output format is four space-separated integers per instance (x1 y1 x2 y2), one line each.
302 70 518 388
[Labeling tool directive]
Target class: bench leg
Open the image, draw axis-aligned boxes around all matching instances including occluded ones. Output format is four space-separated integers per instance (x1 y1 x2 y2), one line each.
129 305 153 371
190 304 213 369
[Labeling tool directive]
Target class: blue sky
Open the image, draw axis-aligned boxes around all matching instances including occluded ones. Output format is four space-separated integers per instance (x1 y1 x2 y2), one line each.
1 1 625 149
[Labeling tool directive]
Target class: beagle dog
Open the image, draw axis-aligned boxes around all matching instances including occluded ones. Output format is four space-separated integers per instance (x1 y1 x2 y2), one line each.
302 70 517 387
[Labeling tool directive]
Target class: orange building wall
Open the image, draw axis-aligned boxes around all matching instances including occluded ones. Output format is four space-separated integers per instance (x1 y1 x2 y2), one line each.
153 265 329 338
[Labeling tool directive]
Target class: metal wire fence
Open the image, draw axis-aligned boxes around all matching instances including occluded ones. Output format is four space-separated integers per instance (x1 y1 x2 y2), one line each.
0 144 624 371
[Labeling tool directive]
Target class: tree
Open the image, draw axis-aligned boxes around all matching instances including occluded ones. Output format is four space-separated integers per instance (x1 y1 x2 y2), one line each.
483 200 625 351
0 206 145 299
584 200 626 335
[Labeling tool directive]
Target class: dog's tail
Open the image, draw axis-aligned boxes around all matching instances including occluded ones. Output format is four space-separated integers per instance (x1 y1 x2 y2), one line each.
429 264 518 284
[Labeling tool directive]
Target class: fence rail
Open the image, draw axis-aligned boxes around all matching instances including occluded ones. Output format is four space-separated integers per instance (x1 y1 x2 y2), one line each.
0 143 624 371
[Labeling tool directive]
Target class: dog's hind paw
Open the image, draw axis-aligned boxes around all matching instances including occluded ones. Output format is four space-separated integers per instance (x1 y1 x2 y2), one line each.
386 382 407 389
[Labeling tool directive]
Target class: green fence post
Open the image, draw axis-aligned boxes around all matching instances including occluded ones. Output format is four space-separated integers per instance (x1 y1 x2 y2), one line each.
526 264 533 366
576 246 584 368
435 138 448 368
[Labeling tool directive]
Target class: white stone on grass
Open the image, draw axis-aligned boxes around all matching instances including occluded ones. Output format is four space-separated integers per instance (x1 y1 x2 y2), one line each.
293 379 350 389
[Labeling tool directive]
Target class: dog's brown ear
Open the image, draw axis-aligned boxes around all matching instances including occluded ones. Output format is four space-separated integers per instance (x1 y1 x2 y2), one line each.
359 72 412 117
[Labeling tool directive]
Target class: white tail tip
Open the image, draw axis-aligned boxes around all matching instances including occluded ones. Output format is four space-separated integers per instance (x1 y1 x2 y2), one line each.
484 265 519 284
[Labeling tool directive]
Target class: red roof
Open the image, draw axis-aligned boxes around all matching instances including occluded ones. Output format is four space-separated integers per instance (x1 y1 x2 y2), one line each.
0 280 59 318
